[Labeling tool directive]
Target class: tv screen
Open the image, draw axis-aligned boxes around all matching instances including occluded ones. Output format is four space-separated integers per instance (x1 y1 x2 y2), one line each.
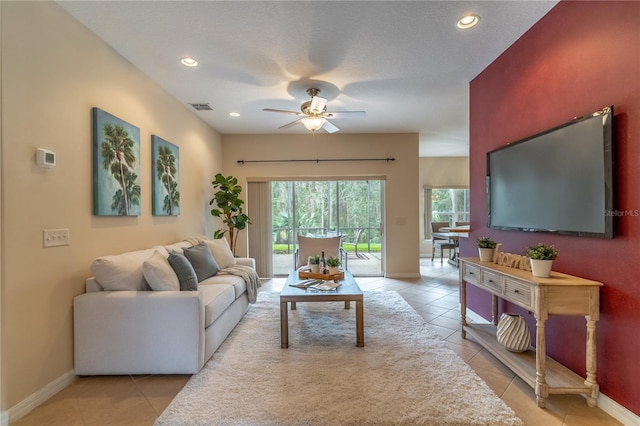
487 106 613 238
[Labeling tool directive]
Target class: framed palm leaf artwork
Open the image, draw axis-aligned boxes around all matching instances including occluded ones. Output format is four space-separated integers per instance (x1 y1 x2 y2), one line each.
151 135 180 216
92 107 141 216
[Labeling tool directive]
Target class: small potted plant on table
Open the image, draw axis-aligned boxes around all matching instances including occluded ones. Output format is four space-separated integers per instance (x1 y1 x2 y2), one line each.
308 255 320 273
476 237 497 262
326 256 342 275
526 243 559 278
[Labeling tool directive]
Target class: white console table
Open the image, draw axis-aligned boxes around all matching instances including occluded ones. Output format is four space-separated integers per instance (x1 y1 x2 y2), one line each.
459 257 602 408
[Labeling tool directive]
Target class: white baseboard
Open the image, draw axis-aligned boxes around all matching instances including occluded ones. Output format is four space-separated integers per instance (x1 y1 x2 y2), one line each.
7 369 76 424
465 307 639 425
597 393 639 426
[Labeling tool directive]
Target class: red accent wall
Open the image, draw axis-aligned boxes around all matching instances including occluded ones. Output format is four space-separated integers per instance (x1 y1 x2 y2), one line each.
466 0 640 416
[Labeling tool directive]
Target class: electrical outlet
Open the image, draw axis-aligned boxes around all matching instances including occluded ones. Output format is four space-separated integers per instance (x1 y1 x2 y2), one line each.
43 228 70 247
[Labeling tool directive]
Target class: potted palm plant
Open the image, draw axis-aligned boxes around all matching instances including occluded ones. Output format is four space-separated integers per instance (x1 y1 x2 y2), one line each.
476 237 497 262
526 243 559 278
209 173 251 256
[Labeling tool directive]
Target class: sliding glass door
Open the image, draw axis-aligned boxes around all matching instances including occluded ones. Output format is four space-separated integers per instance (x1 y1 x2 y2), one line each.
271 180 384 277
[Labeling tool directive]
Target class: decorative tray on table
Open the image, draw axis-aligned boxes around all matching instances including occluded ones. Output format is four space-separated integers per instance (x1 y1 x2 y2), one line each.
298 269 344 283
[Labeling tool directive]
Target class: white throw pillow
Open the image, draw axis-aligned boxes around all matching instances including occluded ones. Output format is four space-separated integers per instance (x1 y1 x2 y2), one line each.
143 250 180 291
204 238 235 269
90 246 168 291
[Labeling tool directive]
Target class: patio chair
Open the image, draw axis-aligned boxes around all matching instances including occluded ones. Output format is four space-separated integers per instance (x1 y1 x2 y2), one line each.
342 229 366 259
294 235 347 271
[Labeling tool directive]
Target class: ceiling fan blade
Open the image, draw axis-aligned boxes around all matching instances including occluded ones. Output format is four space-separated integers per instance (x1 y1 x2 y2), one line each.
322 120 339 134
325 111 366 119
279 118 303 129
309 96 328 114
263 108 303 116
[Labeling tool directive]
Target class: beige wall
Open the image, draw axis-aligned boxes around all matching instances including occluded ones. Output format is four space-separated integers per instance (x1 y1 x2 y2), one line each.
418 157 470 256
1 2 222 409
221 133 420 277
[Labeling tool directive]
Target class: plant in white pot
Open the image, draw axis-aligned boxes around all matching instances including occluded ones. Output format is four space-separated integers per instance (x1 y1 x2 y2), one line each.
476 237 497 262
526 243 559 278
326 256 341 275
308 255 320 274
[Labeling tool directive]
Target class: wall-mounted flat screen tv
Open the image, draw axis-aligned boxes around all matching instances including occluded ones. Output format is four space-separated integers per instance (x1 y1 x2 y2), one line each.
487 106 614 238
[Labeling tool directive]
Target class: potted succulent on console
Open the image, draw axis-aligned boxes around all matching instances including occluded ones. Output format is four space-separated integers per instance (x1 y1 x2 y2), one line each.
526 243 559 278
476 237 497 262
209 173 251 256
326 256 342 275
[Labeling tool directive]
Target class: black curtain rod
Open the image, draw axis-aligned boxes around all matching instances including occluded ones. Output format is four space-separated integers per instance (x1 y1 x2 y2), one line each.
237 158 395 165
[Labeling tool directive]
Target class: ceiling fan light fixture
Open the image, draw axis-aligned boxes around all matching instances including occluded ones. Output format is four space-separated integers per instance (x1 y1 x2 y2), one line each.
180 57 198 67
301 116 326 132
457 14 480 29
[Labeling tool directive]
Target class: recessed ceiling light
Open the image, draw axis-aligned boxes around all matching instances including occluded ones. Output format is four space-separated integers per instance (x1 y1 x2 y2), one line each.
180 57 198 67
229 112 240 117
457 14 480 29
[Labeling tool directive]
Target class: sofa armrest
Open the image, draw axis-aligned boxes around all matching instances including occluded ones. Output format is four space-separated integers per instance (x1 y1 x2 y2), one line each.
74 290 205 375
234 257 255 269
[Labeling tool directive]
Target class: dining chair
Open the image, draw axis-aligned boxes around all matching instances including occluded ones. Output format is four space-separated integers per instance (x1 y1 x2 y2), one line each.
431 221 456 263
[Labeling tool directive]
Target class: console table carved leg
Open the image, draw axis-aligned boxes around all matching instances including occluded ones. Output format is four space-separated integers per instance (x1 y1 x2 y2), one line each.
492 294 499 325
460 281 467 338
535 315 549 408
585 315 599 407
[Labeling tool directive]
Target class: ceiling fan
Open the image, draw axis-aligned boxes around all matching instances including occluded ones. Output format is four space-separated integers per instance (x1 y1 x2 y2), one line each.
263 88 366 133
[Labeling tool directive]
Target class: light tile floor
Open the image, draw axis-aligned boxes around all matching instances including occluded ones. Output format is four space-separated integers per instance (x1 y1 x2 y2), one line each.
13 260 622 425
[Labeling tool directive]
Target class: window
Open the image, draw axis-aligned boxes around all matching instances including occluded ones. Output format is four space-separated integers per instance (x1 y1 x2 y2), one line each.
424 187 469 239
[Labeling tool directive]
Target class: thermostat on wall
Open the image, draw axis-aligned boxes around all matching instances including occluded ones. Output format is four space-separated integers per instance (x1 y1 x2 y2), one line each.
36 148 56 168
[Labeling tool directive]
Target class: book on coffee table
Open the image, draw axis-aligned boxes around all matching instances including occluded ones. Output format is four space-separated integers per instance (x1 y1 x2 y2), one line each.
309 281 341 291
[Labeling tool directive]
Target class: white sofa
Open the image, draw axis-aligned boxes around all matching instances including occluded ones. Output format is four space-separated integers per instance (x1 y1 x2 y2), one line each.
73 238 258 375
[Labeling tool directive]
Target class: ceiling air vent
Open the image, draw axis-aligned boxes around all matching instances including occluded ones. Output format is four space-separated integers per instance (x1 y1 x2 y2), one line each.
189 103 213 111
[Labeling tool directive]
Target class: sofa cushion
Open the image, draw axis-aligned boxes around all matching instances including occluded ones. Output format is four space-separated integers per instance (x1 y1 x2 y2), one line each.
163 240 192 254
91 246 168 291
203 238 235 269
183 242 220 282
199 284 236 327
167 251 198 291
143 250 180 291
200 275 247 299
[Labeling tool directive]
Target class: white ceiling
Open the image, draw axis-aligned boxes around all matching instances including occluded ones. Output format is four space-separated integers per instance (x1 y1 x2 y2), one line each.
57 1 557 157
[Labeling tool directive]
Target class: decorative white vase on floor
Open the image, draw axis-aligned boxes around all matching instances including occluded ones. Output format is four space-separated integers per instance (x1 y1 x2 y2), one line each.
478 248 495 262
496 313 531 352
530 259 553 278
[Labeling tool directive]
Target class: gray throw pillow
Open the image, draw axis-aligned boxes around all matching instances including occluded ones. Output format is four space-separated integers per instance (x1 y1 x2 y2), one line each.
167 251 198 291
183 242 220 282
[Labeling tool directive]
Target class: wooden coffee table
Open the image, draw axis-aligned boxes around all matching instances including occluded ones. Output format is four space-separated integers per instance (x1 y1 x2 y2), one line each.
280 270 364 348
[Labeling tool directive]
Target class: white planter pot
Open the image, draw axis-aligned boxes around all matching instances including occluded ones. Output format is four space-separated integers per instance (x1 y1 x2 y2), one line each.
530 259 553 278
478 248 495 262
496 313 531 352
309 264 320 274
328 266 340 275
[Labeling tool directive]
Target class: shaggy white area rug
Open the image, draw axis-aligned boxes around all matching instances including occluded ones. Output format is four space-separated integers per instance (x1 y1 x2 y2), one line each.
155 291 522 426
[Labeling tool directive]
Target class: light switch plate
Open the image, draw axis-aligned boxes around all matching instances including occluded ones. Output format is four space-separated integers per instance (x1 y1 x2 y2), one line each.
43 228 70 247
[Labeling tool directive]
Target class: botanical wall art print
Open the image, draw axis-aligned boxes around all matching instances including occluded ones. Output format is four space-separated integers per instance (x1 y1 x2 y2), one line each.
151 135 180 216
92 107 141 216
